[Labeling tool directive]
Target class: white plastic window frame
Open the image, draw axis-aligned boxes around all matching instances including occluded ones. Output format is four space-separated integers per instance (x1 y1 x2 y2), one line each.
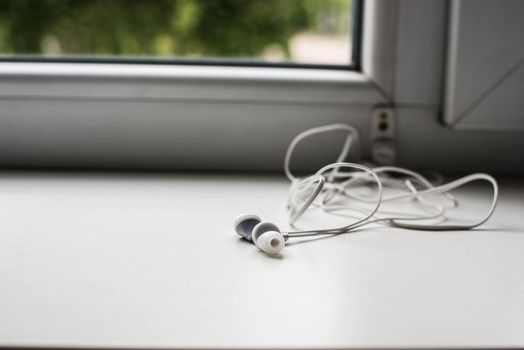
363 0 523 175
0 0 521 174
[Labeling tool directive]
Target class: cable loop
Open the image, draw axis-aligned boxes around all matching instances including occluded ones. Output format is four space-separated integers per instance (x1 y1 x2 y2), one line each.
284 124 499 238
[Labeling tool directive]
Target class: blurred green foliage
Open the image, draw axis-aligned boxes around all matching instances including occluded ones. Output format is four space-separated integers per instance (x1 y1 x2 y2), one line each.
0 0 351 59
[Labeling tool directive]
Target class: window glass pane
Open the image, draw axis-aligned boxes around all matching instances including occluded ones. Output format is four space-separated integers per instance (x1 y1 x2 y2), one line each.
0 0 355 66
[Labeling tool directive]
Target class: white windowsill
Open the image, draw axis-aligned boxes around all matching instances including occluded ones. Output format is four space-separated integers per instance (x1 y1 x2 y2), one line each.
0 172 523 349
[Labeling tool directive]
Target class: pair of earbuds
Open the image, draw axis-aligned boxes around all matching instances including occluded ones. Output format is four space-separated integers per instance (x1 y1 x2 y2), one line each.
234 214 287 255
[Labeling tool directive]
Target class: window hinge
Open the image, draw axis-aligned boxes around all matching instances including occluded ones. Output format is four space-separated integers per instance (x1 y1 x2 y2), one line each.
370 106 396 165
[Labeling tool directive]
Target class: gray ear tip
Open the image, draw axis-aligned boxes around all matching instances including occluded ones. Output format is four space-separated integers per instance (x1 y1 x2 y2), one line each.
234 214 262 240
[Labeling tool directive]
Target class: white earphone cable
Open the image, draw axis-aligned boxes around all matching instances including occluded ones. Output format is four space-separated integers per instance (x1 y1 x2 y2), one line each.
283 124 499 238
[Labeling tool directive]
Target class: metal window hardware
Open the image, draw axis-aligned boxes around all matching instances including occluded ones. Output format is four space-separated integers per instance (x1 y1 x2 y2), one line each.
370 106 396 165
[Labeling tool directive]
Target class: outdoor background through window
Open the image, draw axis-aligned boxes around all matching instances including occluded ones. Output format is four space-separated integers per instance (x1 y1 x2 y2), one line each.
0 0 354 66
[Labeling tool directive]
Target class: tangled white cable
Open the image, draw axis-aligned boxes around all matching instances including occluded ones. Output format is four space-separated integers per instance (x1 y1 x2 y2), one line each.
234 124 499 255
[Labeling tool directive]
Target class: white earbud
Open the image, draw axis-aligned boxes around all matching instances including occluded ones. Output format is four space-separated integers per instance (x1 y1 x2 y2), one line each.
234 214 286 255
256 230 285 255
252 221 285 255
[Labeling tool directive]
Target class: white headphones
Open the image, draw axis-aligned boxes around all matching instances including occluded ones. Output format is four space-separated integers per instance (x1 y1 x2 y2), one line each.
234 124 499 256
234 214 286 255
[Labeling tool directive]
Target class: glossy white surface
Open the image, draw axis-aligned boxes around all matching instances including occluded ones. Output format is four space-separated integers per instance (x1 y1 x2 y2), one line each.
0 172 523 349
